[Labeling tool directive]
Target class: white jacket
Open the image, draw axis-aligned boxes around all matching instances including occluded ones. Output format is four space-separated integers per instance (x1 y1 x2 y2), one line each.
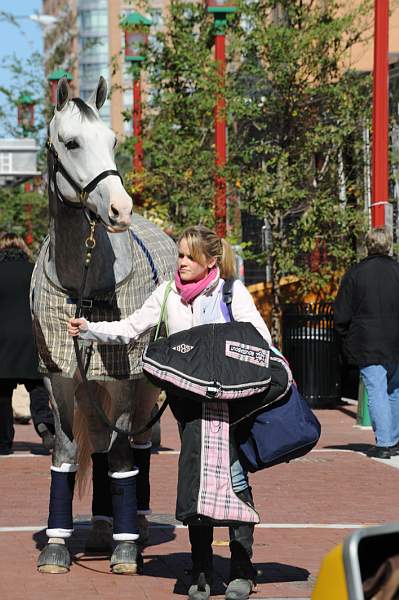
80 274 272 346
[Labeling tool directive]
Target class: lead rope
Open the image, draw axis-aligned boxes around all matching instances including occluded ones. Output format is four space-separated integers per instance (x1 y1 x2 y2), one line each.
72 220 168 437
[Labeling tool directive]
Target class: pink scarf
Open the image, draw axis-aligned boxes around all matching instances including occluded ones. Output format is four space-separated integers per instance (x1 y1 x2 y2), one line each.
174 266 218 304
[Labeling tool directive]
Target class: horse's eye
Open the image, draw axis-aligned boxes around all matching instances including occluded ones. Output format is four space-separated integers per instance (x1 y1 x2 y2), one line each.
65 140 79 150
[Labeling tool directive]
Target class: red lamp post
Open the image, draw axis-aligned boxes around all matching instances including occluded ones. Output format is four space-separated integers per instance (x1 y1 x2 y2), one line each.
17 94 36 245
206 1 237 239
121 12 152 207
371 0 389 228
48 69 73 105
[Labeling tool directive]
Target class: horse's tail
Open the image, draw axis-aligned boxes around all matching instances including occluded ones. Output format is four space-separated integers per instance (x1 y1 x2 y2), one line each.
74 384 113 499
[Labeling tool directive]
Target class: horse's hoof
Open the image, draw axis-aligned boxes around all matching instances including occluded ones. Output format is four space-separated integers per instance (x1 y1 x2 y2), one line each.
138 515 150 546
37 543 71 574
110 541 142 575
85 520 113 553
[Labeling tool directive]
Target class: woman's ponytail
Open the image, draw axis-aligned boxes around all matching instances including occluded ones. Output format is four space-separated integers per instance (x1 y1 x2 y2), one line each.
220 238 237 280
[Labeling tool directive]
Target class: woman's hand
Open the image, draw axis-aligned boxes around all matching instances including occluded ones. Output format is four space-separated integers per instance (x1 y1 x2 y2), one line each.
67 317 88 337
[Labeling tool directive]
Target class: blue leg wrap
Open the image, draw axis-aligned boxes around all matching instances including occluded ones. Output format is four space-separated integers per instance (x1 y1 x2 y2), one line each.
48 470 76 531
110 474 138 539
92 453 112 518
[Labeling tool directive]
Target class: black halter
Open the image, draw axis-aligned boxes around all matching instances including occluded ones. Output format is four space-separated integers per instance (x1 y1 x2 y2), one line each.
46 138 123 211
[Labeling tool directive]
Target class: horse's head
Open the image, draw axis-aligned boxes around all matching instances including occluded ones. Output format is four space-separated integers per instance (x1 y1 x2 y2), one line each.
48 77 132 232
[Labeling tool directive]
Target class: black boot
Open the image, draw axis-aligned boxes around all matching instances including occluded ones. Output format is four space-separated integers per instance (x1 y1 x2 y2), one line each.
187 525 213 600
226 488 256 600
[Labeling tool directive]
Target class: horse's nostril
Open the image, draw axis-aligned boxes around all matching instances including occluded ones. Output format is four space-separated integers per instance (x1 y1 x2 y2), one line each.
110 204 119 217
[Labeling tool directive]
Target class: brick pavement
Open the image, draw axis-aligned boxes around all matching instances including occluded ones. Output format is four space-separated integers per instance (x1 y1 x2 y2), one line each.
1 402 398 600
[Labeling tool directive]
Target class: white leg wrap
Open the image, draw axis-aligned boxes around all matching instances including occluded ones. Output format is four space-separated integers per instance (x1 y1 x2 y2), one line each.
46 528 73 539
51 463 78 473
113 533 140 542
108 468 138 479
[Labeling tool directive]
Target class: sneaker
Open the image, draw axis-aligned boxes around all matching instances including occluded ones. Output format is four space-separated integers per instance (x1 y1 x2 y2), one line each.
367 446 393 459
37 423 55 450
389 442 399 455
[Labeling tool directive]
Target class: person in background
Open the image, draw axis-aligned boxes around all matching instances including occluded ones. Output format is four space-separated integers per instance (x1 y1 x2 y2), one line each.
335 227 399 459
68 225 272 600
0 233 54 454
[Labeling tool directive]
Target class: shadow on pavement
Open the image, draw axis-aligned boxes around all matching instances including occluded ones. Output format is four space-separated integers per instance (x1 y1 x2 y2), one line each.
33 521 176 554
12 440 50 455
143 552 310 596
324 443 372 454
335 404 358 420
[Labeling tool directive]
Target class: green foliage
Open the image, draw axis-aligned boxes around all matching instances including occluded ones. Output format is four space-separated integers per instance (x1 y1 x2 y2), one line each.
0 188 48 255
126 0 219 234
132 0 372 316
226 0 372 308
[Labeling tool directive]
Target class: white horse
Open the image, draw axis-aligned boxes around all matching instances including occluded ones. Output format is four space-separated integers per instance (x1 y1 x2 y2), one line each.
31 77 176 574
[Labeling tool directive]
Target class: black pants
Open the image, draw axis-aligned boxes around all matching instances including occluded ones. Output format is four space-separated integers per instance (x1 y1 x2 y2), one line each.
0 379 54 451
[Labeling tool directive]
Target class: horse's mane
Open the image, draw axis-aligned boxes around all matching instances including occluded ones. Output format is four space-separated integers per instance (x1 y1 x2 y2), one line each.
71 97 97 121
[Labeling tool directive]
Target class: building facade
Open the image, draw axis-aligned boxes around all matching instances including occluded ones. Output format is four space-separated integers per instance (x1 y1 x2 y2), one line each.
43 0 167 135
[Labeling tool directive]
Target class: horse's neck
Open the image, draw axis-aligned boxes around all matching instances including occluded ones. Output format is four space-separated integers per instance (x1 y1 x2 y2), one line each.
47 195 132 296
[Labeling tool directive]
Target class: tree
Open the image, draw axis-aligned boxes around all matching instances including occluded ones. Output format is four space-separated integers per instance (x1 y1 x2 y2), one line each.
226 0 373 337
120 0 221 235
128 0 372 337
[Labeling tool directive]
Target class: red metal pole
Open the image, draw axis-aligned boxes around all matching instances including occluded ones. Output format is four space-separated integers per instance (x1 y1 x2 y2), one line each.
214 31 227 239
133 71 143 206
371 0 389 228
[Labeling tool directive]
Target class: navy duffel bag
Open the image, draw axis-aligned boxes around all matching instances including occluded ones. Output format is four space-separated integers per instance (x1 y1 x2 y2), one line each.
238 383 321 472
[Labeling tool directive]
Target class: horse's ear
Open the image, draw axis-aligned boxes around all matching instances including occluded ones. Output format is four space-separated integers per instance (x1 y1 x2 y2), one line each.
56 78 70 112
88 76 107 110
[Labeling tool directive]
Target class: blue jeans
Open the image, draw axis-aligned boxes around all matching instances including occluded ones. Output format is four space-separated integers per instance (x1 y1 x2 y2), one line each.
360 364 399 447
231 458 249 493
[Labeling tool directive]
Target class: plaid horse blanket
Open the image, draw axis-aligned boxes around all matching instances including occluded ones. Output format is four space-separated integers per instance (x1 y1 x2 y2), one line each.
31 214 176 380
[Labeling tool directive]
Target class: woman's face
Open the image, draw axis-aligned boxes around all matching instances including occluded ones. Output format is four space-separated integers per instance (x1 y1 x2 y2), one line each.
177 238 216 283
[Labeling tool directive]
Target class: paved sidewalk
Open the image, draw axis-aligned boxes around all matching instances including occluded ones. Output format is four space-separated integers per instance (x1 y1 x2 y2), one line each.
1 401 398 599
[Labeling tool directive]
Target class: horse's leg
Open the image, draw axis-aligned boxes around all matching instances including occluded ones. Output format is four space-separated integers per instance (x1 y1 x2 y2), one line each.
74 382 113 554
100 379 143 574
37 374 77 574
130 378 160 545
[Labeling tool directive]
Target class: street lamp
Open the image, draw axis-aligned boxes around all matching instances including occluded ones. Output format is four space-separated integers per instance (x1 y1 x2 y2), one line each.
17 94 35 133
48 68 73 105
371 0 389 228
121 11 152 207
206 0 237 239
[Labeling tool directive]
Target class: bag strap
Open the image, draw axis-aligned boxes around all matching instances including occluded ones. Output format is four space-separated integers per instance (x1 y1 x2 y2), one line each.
154 280 173 340
222 278 236 322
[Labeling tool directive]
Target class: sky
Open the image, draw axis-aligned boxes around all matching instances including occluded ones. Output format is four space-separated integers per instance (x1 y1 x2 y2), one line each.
0 1 43 135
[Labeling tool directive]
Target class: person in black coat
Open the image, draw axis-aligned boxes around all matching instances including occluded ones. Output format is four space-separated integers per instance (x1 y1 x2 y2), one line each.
0 233 54 454
335 227 399 459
